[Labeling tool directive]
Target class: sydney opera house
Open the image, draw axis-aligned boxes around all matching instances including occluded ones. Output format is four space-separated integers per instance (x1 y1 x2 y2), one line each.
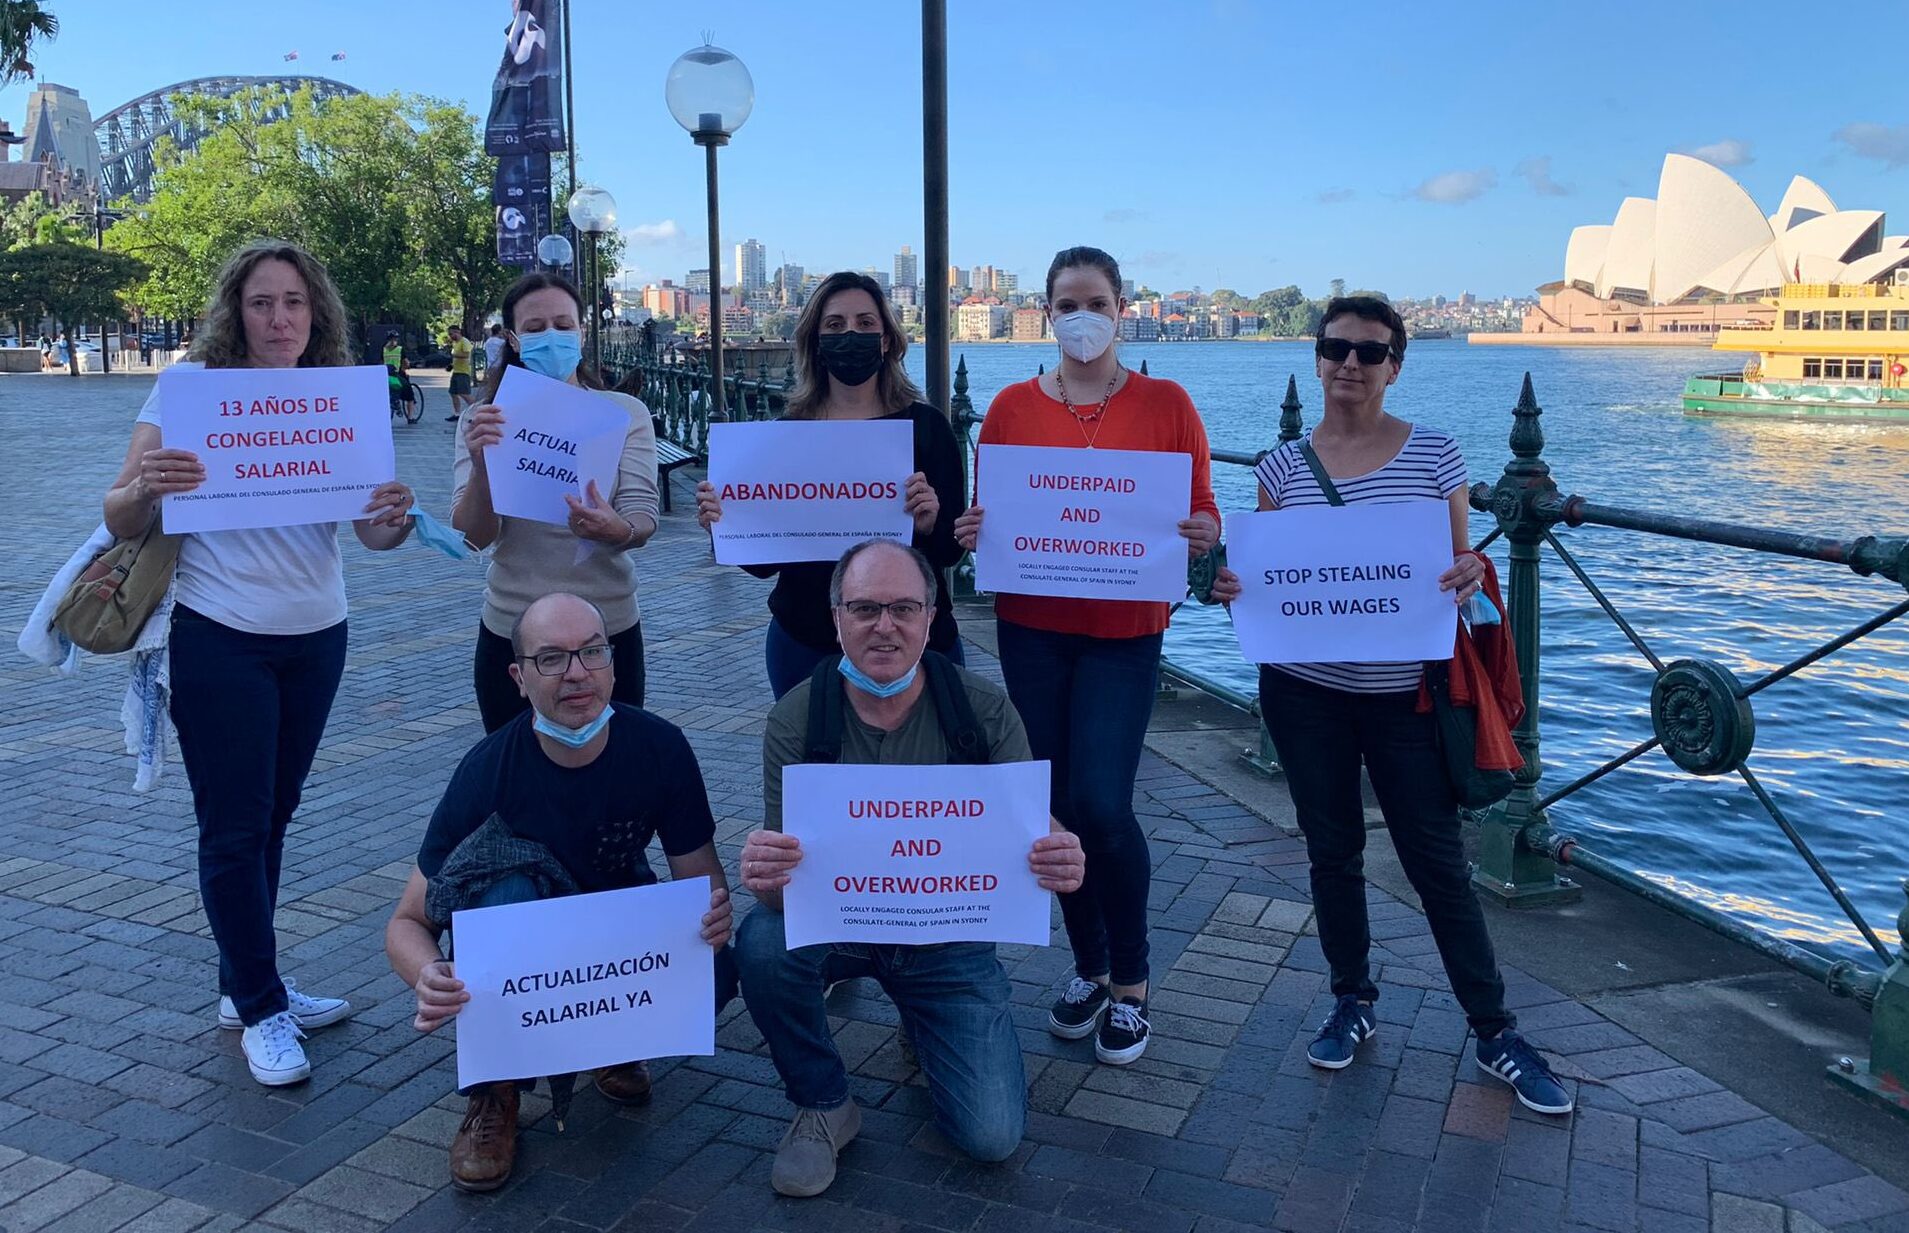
1514 154 1909 341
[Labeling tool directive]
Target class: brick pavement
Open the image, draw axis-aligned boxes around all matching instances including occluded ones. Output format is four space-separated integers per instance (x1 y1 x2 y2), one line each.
0 373 1902 1232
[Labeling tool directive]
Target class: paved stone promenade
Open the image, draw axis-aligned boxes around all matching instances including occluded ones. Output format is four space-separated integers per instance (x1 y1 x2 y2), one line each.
0 374 1903 1232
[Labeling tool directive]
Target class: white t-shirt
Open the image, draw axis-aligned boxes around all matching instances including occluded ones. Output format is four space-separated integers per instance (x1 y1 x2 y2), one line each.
136 364 349 635
483 335 505 368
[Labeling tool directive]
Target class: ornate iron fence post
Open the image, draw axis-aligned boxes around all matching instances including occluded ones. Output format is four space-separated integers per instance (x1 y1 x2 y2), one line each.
1277 374 1303 444
950 354 979 596
1472 373 1581 906
1830 883 1909 1117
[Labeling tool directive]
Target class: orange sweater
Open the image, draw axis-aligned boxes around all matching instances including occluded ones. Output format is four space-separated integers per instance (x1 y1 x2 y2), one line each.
978 372 1220 639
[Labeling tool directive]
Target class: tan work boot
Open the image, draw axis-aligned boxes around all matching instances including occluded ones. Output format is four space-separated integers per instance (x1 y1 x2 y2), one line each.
771 1099 861 1197
449 1082 519 1192
593 1060 653 1105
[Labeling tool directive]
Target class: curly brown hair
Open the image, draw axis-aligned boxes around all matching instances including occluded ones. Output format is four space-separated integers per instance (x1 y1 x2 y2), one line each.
189 238 351 369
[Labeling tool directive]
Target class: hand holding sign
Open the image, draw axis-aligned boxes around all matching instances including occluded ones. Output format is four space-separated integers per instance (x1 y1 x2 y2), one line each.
482 366 628 528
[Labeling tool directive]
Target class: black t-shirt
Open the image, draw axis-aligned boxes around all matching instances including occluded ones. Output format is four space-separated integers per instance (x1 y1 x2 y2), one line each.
748 402 967 653
418 704 716 894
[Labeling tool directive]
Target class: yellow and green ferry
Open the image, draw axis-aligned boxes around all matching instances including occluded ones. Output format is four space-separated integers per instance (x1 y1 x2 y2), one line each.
1683 275 1909 422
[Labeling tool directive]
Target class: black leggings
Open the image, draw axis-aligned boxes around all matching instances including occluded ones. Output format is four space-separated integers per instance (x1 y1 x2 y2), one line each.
473 620 646 733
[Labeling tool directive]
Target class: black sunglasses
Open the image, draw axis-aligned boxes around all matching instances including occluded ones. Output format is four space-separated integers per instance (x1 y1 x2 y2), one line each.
1315 337 1398 366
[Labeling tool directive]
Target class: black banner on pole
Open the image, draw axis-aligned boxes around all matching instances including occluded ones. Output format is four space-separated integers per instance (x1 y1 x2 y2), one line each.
484 0 566 155
492 151 550 208
497 196 552 270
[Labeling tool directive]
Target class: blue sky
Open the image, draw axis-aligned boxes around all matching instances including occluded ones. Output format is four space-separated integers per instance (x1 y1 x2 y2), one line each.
7 0 1906 300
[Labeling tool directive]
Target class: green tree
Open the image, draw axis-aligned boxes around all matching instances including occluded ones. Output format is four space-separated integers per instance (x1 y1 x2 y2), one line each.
0 191 85 250
1274 301 1323 338
1328 278 1346 299
0 0 57 87
1345 288 1389 302
0 242 145 373
409 99 513 332
1251 285 1305 317
1209 287 1246 311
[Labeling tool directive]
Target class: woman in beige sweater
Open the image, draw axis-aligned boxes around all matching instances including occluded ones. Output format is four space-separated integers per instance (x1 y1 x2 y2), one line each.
453 272 660 732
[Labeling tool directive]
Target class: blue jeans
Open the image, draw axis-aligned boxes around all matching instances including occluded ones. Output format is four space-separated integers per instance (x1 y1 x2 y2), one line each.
169 606 347 1027
995 619 1160 987
735 908 1024 1162
764 616 966 701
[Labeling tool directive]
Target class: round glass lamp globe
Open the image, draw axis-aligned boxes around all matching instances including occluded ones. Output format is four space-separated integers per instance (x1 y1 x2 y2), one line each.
664 44 754 137
566 184 618 234
535 233 574 268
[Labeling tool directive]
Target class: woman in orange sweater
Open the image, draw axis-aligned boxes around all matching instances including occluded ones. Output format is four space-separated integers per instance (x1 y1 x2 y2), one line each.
954 246 1218 1066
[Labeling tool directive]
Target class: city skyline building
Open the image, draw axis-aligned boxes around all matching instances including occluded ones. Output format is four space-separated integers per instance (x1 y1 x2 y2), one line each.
894 244 917 295
735 238 766 295
686 268 711 295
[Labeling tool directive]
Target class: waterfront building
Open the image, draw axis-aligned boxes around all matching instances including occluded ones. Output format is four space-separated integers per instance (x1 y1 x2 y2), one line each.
1236 311 1262 334
1118 313 1161 342
890 283 918 307
995 271 1018 295
894 245 918 296
687 268 712 295
956 302 1008 340
643 281 691 320
1011 308 1046 340
735 239 767 295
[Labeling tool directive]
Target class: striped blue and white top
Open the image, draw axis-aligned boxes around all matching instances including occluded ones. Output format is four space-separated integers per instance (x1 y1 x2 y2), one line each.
1251 423 1467 694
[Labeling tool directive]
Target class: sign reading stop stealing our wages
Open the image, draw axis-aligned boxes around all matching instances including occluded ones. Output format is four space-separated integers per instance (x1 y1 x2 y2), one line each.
158 365 396 534
973 443 1192 602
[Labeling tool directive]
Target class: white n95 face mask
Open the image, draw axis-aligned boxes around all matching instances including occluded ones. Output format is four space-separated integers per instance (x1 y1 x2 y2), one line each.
1052 310 1116 363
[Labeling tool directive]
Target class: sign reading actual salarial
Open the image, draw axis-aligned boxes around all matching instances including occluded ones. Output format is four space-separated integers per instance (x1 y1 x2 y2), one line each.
780 761 1052 949
1225 499 1458 664
158 365 396 534
706 420 913 565
481 365 628 527
973 443 1192 602
451 876 715 1090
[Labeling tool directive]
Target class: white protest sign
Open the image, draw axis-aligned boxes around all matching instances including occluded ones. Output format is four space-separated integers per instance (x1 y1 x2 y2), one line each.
973 444 1192 602
781 761 1052 948
1225 500 1458 664
706 420 913 565
451 877 714 1089
482 366 628 527
158 365 395 534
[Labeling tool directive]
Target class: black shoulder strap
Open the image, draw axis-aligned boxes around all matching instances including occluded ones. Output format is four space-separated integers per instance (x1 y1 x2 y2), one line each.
1297 439 1347 507
922 651 989 765
803 656 846 764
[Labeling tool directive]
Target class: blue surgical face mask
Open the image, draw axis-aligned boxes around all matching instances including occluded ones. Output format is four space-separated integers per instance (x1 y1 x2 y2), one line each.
409 509 471 560
532 704 613 748
516 328 583 381
1463 591 1501 627
837 654 919 699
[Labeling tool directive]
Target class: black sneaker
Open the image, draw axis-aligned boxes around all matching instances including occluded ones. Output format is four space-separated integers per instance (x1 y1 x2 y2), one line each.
1306 994 1377 1070
1476 1030 1574 1114
1048 977 1111 1040
1095 997 1150 1065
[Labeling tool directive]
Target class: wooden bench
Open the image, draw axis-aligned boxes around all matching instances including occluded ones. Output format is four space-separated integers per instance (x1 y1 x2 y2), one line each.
653 421 701 512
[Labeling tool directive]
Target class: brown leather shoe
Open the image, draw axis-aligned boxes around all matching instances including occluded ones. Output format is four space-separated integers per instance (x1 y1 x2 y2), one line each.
593 1060 653 1106
449 1082 519 1192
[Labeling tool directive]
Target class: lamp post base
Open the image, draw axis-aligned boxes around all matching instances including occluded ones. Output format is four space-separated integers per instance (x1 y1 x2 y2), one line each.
1826 1058 1909 1121
1472 867 1582 908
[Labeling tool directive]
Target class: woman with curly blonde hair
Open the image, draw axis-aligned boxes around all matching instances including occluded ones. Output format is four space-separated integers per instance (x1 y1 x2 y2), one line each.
102 238 414 1090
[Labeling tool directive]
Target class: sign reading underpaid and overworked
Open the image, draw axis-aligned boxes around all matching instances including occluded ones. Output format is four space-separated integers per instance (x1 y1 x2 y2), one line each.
158 365 396 534
1225 500 1458 664
483 366 629 527
780 761 1052 948
973 444 1192 602
706 420 914 564
451 877 715 1089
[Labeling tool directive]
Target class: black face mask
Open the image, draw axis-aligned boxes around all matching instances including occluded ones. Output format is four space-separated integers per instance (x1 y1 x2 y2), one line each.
817 329 884 387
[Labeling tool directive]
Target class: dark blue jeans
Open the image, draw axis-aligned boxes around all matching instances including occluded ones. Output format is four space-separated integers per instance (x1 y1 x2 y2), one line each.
169 606 347 1027
764 616 966 701
735 907 1024 1162
994 619 1160 987
1258 667 1513 1038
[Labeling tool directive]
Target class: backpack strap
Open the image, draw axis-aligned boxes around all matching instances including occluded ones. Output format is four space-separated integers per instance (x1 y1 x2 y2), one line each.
1297 439 1347 507
803 655 847 764
922 651 989 765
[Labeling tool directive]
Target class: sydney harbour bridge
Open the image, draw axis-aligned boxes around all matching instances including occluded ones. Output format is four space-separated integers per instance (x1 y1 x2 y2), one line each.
93 75 361 203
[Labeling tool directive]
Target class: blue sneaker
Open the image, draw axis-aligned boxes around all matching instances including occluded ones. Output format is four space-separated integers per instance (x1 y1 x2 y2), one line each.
1306 995 1376 1070
1476 1030 1574 1114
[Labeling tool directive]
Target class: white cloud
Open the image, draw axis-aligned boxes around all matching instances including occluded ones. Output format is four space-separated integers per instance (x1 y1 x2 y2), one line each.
1682 139 1753 167
622 219 686 244
1315 187 1356 204
1515 156 1571 197
1411 168 1497 204
1834 122 1909 169
1103 207 1146 223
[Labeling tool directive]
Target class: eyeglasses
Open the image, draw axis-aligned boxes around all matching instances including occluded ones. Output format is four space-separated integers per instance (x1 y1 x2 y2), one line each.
518 644 613 676
839 599 927 624
1315 337 1398 366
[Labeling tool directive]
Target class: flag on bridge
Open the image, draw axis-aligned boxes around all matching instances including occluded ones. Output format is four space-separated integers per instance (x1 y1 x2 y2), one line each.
283 51 299 61
331 52 347 61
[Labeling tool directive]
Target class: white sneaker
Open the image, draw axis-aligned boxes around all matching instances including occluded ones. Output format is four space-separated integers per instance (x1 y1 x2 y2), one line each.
219 979 352 1031
240 1012 311 1087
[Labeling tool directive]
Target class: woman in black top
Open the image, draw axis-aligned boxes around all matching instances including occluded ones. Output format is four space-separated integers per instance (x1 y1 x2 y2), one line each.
696 270 966 698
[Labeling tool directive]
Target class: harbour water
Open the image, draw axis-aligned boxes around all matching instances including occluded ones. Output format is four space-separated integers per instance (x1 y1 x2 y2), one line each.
908 340 1909 963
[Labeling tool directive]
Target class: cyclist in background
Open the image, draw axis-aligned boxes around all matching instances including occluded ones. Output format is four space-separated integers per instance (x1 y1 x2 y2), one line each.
384 331 417 421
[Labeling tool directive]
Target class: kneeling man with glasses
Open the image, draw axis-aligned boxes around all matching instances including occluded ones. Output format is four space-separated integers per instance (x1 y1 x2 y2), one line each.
385 592 736 1193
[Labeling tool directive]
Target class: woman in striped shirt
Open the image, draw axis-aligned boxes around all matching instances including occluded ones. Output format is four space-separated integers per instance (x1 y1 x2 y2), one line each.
1212 296 1573 1115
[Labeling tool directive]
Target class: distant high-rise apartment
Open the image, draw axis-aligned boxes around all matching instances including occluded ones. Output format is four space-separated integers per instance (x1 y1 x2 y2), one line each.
687 268 711 295
776 263 806 306
861 266 890 292
894 245 918 295
994 271 1018 294
735 239 767 294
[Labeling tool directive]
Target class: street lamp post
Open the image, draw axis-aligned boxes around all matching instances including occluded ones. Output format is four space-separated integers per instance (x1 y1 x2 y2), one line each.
66 200 128 374
666 42 753 421
566 184 618 375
